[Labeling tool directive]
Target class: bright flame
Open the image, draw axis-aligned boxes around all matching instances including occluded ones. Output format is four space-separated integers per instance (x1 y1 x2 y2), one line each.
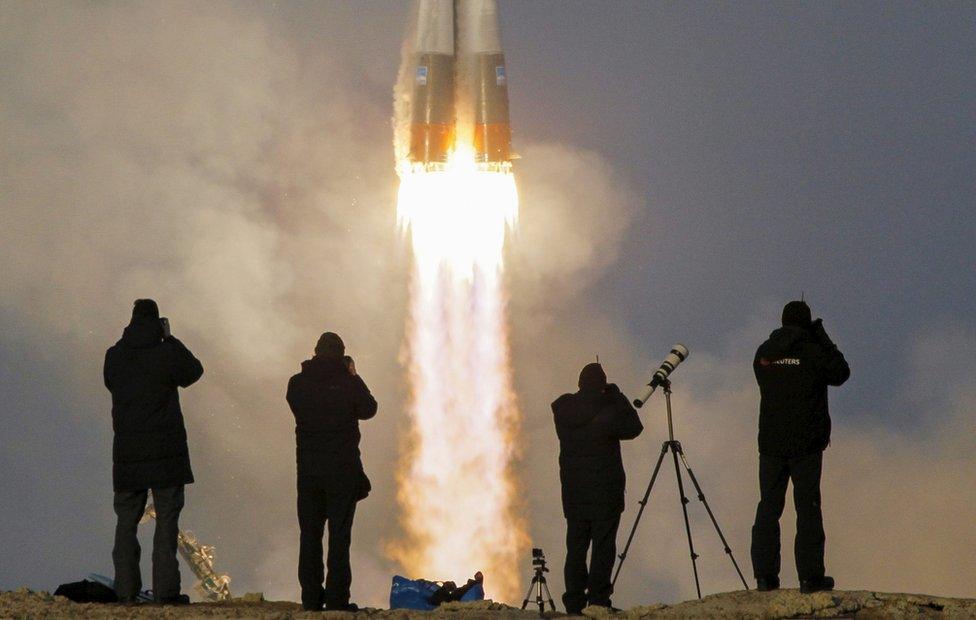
392 146 526 600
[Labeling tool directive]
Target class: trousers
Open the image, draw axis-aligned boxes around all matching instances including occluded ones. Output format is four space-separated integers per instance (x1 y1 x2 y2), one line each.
563 515 620 612
750 451 826 581
297 476 357 610
113 485 184 600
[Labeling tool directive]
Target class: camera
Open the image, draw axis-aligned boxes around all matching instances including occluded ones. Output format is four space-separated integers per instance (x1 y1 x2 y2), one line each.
531 548 548 571
159 317 171 339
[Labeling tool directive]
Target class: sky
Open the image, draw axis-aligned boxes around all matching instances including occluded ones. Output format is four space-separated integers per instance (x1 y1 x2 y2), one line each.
2 0 975 608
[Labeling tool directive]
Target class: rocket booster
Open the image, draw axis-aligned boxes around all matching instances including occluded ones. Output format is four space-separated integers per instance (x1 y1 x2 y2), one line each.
410 0 455 165
409 0 512 166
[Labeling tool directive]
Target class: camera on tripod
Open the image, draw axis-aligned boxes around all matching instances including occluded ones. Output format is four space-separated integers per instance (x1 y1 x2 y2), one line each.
531 548 548 571
522 548 555 615
613 343 749 599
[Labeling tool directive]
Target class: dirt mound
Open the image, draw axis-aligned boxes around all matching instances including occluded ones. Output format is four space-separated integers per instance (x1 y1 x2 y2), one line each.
585 589 976 618
2 587 974 618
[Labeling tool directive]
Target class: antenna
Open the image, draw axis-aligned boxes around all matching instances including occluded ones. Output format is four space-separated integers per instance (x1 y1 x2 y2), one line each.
801 291 805 302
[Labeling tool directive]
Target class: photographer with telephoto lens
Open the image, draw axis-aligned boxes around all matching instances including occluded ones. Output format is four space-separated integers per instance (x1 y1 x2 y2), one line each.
751 300 850 594
552 363 643 613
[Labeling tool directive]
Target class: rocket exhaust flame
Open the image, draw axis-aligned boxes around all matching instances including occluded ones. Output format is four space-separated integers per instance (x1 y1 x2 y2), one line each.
397 151 517 279
393 152 524 598
391 0 526 601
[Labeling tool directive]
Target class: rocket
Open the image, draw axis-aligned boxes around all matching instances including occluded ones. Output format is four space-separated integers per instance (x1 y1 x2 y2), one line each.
409 0 512 166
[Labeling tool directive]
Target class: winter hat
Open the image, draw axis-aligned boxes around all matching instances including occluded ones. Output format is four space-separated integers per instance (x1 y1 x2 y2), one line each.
782 300 812 328
578 362 608 392
315 332 345 358
132 298 160 320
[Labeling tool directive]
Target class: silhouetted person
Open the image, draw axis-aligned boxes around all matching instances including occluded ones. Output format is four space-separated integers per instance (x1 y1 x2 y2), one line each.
103 299 203 604
751 301 850 594
286 332 377 612
552 363 643 613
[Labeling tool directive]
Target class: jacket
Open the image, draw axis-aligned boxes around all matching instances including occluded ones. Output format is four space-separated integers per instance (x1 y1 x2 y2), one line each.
103 317 203 491
552 384 643 520
286 355 377 498
754 324 850 457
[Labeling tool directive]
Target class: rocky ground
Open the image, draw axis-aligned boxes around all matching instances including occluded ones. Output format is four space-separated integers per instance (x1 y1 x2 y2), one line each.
2 588 974 618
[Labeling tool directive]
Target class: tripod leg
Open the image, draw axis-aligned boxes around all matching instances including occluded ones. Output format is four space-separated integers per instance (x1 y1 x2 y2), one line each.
612 441 669 587
522 576 537 610
542 580 557 612
677 451 750 590
537 579 544 616
670 442 702 599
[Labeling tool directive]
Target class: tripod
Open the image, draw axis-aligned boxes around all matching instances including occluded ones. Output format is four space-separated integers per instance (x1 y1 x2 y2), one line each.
612 379 749 598
521 550 556 616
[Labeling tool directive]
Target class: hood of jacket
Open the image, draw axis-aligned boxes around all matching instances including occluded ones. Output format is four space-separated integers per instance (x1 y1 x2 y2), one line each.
120 317 163 348
552 390 607 429
299 354 348 382
762 325 812 358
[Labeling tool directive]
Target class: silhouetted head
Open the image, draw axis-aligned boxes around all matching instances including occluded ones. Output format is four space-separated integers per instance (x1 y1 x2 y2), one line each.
315 332 345 359
578 362 607 393
782 300 812 328
132 298 160 321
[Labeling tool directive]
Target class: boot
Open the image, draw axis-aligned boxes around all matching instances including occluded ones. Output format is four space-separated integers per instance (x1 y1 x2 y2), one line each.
756 576 780 592
800 575 834 594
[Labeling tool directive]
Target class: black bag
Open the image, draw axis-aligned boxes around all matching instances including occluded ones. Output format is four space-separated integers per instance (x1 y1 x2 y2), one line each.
428 577 483 605
54 579 119 603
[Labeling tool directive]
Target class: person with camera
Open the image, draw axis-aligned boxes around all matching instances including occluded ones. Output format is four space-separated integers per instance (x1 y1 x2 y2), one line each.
103 299 204 605
751 300 850 594
286 332 377 612
552 362 643 613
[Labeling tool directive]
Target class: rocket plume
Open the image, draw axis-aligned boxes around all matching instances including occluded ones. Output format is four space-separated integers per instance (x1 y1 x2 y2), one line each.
394 150 523 599
390 0 527 601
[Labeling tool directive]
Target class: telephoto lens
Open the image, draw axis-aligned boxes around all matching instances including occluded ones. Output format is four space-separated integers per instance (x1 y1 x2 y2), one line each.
654 345 688 382
634 344 689 407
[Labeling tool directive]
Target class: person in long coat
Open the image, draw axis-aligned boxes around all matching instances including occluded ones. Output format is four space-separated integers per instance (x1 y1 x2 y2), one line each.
103 299 203 604
553 362 643 613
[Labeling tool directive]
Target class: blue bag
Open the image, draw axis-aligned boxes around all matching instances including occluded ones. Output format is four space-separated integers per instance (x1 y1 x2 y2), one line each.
390 575 485 610
458 582 485 603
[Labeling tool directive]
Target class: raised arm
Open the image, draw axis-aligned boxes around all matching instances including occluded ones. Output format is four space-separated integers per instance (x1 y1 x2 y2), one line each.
810 320 850 387
607 384 643 440
168 337 204 388
103 348 116 391
820 348 850 386
350 375 378 420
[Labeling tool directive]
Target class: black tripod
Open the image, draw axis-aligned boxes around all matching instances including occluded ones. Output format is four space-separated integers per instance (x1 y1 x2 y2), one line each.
521 548 556 616
612 379 749 598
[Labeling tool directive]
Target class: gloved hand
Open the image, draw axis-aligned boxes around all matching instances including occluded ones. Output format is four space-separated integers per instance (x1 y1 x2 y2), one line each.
810 318 836 350
605 383 621 395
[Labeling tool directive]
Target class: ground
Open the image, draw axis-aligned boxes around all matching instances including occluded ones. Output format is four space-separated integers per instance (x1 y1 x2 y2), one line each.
2 589 974 618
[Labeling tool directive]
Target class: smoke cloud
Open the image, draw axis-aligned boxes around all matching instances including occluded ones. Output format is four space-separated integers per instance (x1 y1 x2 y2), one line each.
2 0 973 607
1 1 406 603
0 0 641 604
